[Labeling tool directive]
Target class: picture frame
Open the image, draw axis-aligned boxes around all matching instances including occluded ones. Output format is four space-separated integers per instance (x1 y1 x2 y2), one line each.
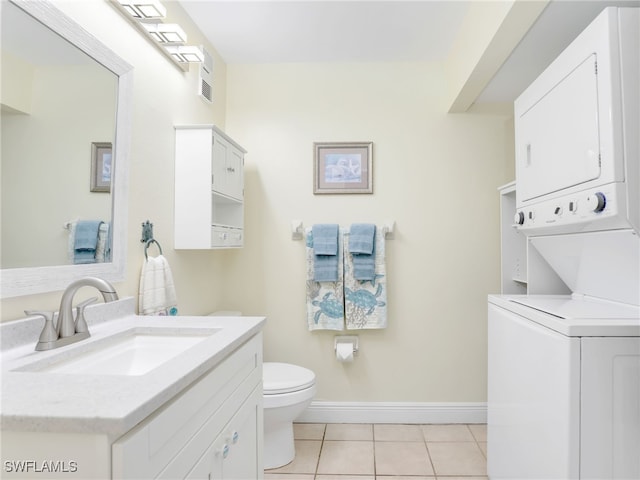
90 142 113 193
313 141 373 194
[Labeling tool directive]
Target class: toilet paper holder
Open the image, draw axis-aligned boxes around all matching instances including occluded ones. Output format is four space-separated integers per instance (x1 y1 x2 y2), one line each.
334 335 359 355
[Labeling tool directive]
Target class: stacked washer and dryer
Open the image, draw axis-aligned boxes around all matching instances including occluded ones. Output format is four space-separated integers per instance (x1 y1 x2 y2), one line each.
487 7 640 480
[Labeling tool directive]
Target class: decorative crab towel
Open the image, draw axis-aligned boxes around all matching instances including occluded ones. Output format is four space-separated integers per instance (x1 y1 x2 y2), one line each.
306 226 345 331
344 227 387 329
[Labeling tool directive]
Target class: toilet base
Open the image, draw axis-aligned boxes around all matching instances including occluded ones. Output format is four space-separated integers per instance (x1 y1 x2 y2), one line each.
264 421 295 470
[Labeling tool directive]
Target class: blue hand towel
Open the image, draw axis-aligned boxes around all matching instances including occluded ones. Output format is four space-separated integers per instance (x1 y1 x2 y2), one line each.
314 255 340 282
312 224 340 282
312 224 339 255
349 223 375 254
350 224 376 281
74 220 102 264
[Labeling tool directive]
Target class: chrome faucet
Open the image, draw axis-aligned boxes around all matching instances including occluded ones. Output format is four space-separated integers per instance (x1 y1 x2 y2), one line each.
28 277 119 351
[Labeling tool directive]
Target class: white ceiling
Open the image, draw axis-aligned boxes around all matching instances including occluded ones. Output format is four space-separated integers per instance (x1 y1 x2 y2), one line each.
178 0 639 104
177 1 469 63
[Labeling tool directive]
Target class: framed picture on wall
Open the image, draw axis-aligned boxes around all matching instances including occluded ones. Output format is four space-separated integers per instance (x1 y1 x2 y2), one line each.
313 141 373 194
90 142 112 193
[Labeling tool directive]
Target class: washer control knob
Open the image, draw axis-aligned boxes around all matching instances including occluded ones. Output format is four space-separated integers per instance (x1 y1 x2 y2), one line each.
514 211 525 225
587 192 606 212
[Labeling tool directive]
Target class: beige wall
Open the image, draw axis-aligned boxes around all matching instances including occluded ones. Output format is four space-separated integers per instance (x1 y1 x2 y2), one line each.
1 0 516 404
222 62 514 402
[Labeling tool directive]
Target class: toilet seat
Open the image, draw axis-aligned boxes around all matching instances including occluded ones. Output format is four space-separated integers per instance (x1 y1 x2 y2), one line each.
263 362 315 395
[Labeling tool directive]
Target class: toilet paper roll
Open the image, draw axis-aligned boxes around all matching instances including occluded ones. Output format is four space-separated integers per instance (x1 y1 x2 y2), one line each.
336 342 354 362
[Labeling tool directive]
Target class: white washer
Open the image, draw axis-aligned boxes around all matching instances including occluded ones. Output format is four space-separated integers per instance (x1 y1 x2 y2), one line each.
487 294 640 479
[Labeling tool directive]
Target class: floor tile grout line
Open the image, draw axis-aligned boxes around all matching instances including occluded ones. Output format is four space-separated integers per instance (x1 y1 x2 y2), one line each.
287 423 487 479
313 423 327 477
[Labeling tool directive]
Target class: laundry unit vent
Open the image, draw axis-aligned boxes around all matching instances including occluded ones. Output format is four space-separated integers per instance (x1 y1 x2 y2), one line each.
198 46 213 103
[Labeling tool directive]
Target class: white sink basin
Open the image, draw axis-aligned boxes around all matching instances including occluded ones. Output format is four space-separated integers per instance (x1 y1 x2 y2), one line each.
18 327 219 376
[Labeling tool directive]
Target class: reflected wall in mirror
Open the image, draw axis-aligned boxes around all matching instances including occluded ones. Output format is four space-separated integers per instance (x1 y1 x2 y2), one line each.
0 0 133 298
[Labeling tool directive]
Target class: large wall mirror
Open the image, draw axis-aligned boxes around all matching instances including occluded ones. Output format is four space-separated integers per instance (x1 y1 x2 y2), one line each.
1 0 132 298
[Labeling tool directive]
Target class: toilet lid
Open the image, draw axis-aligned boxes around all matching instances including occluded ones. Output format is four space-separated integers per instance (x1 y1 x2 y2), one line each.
263 362 316 394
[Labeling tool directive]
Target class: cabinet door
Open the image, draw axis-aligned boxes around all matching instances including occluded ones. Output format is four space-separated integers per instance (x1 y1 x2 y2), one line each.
224 147 243 201
212 133 230 196
185 444 215 480
211 385 262 480
212 133 243 201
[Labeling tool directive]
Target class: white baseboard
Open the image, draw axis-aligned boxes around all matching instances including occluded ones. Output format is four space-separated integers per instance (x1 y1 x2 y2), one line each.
296 401 487 424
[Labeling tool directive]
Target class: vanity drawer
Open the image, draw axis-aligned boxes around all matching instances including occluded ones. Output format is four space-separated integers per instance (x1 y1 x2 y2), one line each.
112 333 262 479
211 226 243 248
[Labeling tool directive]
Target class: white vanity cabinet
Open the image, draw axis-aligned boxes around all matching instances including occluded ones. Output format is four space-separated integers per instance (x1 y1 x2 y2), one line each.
175 125 246 249
112 334 263 479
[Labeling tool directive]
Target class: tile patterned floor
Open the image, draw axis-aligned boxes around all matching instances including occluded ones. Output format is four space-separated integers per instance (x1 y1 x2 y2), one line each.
265 423 487 480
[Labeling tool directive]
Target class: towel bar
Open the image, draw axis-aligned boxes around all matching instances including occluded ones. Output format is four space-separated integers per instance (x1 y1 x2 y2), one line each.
291 221 395 240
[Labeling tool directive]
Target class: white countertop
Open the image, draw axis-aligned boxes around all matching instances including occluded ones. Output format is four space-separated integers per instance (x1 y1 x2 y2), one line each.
0 298 265 440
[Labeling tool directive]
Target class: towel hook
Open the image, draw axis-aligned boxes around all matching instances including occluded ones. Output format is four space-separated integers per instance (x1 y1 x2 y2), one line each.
144 239 163 259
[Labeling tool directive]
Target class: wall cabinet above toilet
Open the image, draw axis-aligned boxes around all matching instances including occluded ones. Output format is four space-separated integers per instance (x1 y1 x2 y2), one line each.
175 125 246 249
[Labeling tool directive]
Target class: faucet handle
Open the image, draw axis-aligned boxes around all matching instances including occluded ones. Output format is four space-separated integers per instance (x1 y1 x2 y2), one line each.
25 310 58 344
75 297 97 334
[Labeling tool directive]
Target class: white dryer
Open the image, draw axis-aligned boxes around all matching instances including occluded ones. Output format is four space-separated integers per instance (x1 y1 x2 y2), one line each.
488 6 640 480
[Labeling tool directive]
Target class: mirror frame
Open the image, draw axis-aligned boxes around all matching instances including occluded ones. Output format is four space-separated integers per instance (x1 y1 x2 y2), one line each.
1 0 133 298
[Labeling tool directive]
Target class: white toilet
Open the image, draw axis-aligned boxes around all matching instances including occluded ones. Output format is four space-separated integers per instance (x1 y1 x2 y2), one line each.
263 362 316 469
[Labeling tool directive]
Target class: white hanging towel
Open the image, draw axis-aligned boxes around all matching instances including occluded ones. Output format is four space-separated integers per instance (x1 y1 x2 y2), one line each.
305 226 345 331
138 254 178 315
343 226 387 329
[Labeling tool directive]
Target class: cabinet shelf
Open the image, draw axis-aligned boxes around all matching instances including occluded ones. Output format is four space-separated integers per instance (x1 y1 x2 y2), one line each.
212 191 243 204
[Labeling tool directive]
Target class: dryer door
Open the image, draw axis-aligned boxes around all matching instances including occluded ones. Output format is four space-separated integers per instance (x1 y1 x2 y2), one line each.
516 54 601 203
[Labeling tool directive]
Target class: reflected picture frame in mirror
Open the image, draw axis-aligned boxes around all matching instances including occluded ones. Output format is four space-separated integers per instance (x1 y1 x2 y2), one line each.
91 142 113 193
1 0 133 298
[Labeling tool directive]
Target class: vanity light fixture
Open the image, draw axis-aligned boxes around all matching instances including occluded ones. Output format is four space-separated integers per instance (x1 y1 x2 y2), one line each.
111 0 203 71
166 45 204 63
118 0 166 19
143 23 187 44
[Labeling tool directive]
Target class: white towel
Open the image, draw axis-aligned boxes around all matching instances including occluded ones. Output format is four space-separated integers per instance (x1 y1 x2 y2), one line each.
138 255 178 315
95 223 110 263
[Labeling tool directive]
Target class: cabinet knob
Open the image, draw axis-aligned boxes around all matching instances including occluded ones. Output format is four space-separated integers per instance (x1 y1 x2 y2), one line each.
227 167 235 173
219 443 230 459
231 431 239 444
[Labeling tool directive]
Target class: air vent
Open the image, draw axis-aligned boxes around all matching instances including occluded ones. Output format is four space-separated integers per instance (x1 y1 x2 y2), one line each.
198 46 213 103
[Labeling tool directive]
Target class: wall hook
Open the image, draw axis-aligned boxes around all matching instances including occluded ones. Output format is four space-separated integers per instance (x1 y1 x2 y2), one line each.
291 219 304 240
